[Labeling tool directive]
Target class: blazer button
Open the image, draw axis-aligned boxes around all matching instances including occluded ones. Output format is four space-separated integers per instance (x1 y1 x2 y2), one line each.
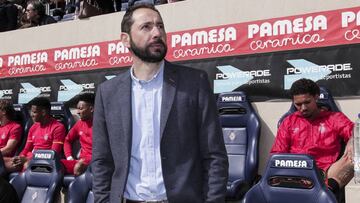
161 157 167 160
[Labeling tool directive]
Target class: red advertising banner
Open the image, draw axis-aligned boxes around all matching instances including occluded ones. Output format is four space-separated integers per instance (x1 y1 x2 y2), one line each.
1 6 360 78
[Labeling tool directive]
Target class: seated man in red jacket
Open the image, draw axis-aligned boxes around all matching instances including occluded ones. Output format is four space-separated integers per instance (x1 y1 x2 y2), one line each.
0 100 22 172
271 78 354 197
11 97 66 170
61 93 94 176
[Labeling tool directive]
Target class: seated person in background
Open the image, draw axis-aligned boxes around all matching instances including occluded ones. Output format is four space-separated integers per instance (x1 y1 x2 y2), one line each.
128 0 155 7
20 0 56 28
61 93 94 176
11 97 66 171
96 0 115 14
0 100 22 172
271 78 354 196
0 0 19 32
164 0 185 3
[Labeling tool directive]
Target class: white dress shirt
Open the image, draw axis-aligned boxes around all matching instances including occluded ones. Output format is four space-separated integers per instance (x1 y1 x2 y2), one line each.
124 61 167 201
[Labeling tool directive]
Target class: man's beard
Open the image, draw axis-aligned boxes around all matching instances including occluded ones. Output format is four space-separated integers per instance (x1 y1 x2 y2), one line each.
130 38 167 63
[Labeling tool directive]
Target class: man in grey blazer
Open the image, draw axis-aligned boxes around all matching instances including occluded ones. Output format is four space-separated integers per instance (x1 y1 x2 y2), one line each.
92 3 228 203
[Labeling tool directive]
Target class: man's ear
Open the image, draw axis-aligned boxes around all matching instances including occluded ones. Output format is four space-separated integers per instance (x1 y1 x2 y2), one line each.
121 32 130 48
0 110 6 117
314 94 319 101
40 108 47 119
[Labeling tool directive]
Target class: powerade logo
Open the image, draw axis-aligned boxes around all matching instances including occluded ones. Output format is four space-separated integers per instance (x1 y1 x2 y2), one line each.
0 89 13 99
18 83 42 104
215 69 270 79
286 63 352 74
1 89 13 95
284 59 353 89
214 65 271 94
19 86 51 93
59 83 94 91
57 79 84 102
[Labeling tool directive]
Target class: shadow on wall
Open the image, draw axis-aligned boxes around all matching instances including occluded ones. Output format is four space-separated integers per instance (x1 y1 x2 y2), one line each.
250 103 277 176
257 116 274 175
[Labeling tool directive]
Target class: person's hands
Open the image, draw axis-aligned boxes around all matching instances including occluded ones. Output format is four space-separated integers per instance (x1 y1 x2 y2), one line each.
67 156 74 160
74 159 87 176
11 156 27 169
327 153 354 188
344 137 354 163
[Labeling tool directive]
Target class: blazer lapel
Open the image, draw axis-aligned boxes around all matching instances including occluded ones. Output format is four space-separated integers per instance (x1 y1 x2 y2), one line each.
116 71 132 149
160 61 177 139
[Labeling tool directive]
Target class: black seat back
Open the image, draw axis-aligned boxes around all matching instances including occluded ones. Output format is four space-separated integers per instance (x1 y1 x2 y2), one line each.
13 104 33 155
10 150 64 203
217 92 261 200
242 154 337 203
68 166 94 203
50 102 75 132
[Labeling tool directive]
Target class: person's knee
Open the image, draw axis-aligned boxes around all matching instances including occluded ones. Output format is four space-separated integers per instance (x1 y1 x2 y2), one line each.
327 156 354 188
74 160 87 176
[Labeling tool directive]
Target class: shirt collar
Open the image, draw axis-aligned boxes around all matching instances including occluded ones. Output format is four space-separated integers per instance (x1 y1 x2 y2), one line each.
130 61 164 85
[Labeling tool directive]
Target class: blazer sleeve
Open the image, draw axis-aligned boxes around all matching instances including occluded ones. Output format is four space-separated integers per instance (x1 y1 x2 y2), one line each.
92 85 115 203
197 71 229 203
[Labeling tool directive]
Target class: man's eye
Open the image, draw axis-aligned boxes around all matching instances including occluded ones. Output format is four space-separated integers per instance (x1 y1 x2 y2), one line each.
142 25 151 30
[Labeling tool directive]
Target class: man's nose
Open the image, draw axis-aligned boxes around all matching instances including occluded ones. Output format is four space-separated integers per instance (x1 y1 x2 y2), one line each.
300 104 307 111
152 27 162 38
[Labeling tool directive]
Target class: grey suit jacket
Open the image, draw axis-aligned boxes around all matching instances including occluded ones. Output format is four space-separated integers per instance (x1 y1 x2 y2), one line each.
92 61 228 203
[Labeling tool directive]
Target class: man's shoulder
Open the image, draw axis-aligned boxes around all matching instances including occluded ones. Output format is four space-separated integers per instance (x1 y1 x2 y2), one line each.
165 61 206 78
49 118 66 129
9 121 22 129
98 69 130 89
283 111 300 120
322 111 352 122
166 61 201 72
74 119 88 127
279 112 303 127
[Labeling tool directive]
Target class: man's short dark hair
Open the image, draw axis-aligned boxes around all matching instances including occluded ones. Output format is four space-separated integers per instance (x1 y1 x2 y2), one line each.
0 100 15 120
29 0 45 17
290 78 320 97
76 93 95 106
28 97 51 113
121 3 161 34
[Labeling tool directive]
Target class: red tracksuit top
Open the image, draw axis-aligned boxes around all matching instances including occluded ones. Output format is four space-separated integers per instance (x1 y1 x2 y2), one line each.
63 119 92 164
20 117 66 159
0 121 22 157
271 111 354 171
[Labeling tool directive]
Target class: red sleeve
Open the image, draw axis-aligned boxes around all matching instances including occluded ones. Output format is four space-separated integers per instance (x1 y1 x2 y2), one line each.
9 123 22 141
19 127 34 158
64 122 80 158
52 143 63 155
334 112 354 142
51 123 66 155
270 117 292 153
